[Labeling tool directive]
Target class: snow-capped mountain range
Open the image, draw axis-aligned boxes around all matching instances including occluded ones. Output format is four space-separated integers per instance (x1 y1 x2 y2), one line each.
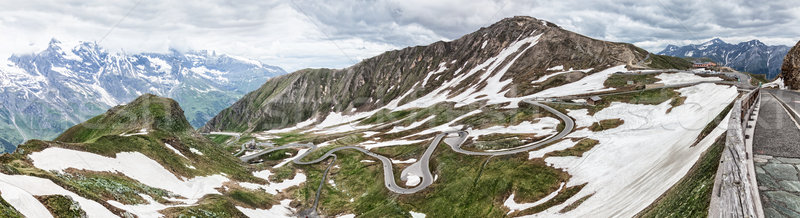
0 39 285 152
658 38 790 79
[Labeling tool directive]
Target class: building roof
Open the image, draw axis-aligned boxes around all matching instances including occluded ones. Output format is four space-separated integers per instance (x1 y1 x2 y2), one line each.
589 96 602 101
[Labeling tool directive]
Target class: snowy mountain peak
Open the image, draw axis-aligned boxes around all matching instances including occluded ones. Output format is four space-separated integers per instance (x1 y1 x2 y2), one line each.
658 38 790 79
708 38 725 45
0 39 287 151
47 38 62 48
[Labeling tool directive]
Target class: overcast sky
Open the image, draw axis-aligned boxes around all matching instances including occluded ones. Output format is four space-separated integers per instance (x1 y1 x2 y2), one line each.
1 0 798 72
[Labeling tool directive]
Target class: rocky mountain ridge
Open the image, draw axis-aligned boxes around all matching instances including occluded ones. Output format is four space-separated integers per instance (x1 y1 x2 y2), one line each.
203 16 670 132
658 38 790 79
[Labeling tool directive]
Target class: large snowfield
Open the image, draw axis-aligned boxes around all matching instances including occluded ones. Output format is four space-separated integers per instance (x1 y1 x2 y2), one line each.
527 83 737 217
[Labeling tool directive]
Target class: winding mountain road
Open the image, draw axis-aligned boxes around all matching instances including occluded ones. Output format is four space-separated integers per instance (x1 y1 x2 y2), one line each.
238 99 575 194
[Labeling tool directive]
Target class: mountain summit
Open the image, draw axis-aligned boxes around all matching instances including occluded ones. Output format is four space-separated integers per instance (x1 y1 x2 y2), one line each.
202 16 686 133
657 38 790 78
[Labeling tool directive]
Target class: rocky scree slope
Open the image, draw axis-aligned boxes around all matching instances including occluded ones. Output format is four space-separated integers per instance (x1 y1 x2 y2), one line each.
204 16 668 132
779 40 800 90
0 40 285 152
658 38 790 79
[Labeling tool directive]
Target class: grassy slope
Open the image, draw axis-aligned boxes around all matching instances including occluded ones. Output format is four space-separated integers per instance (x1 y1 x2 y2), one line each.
637 134 725 217
1 94 276 217
289 141 567 217
648 54 693 70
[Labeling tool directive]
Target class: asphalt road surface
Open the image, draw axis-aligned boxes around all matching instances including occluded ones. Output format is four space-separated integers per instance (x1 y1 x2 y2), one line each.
753 91 800 158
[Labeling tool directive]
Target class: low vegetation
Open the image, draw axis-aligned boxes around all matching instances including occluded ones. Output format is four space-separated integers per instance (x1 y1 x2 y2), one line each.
160 194 248 217
55 171 175 205
405 147 567 217
692 102 734 147
559 193 594 213
455 103 549 129
647 54 693 70
604 74 661 89
37 195 86 218
515 183 587 216
224 188 275 209
287 141 569 217
589 119 625 132
637 134 725 217
0 195 22 218
548 138 600 157
746 72 769 86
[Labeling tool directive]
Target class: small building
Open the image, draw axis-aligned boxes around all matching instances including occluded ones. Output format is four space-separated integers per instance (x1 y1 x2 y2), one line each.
693 62 717 68
627 80 635 85
587 96 603 105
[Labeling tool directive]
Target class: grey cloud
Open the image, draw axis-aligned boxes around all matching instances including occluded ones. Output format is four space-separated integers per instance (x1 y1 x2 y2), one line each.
0 0 798 71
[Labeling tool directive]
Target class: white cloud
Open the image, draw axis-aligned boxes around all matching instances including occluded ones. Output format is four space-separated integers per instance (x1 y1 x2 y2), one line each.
0 0 798 72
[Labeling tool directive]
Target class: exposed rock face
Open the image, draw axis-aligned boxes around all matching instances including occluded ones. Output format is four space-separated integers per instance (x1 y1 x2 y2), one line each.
202 16 655 132
780 41 800 90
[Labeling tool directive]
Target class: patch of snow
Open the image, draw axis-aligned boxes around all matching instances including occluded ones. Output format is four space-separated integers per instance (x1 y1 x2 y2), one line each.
0 180 53 218
387 116 434 133
481 41 488 49
189 148 203 155
120 128 149 137
236 199 294 218
391 158 417 164
566 109 597 128
361 131 380 137
28 148 228 200
164 143 187 159
530 83 737 217
532 68 593 84
144 56 172 73
410 211 427 218
403 172 421 187
0 172 118 217
414 110 482 136
394 33 544 111
763 77 785 89
655 72 722 86
532 65 626 97
362 139 426 150
360 160 375 163
108 194 168 218
505 183 565 214
224 54 264 67
274 148 309 168
546 65 564 71
421 62 448 87
244 170 307 195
